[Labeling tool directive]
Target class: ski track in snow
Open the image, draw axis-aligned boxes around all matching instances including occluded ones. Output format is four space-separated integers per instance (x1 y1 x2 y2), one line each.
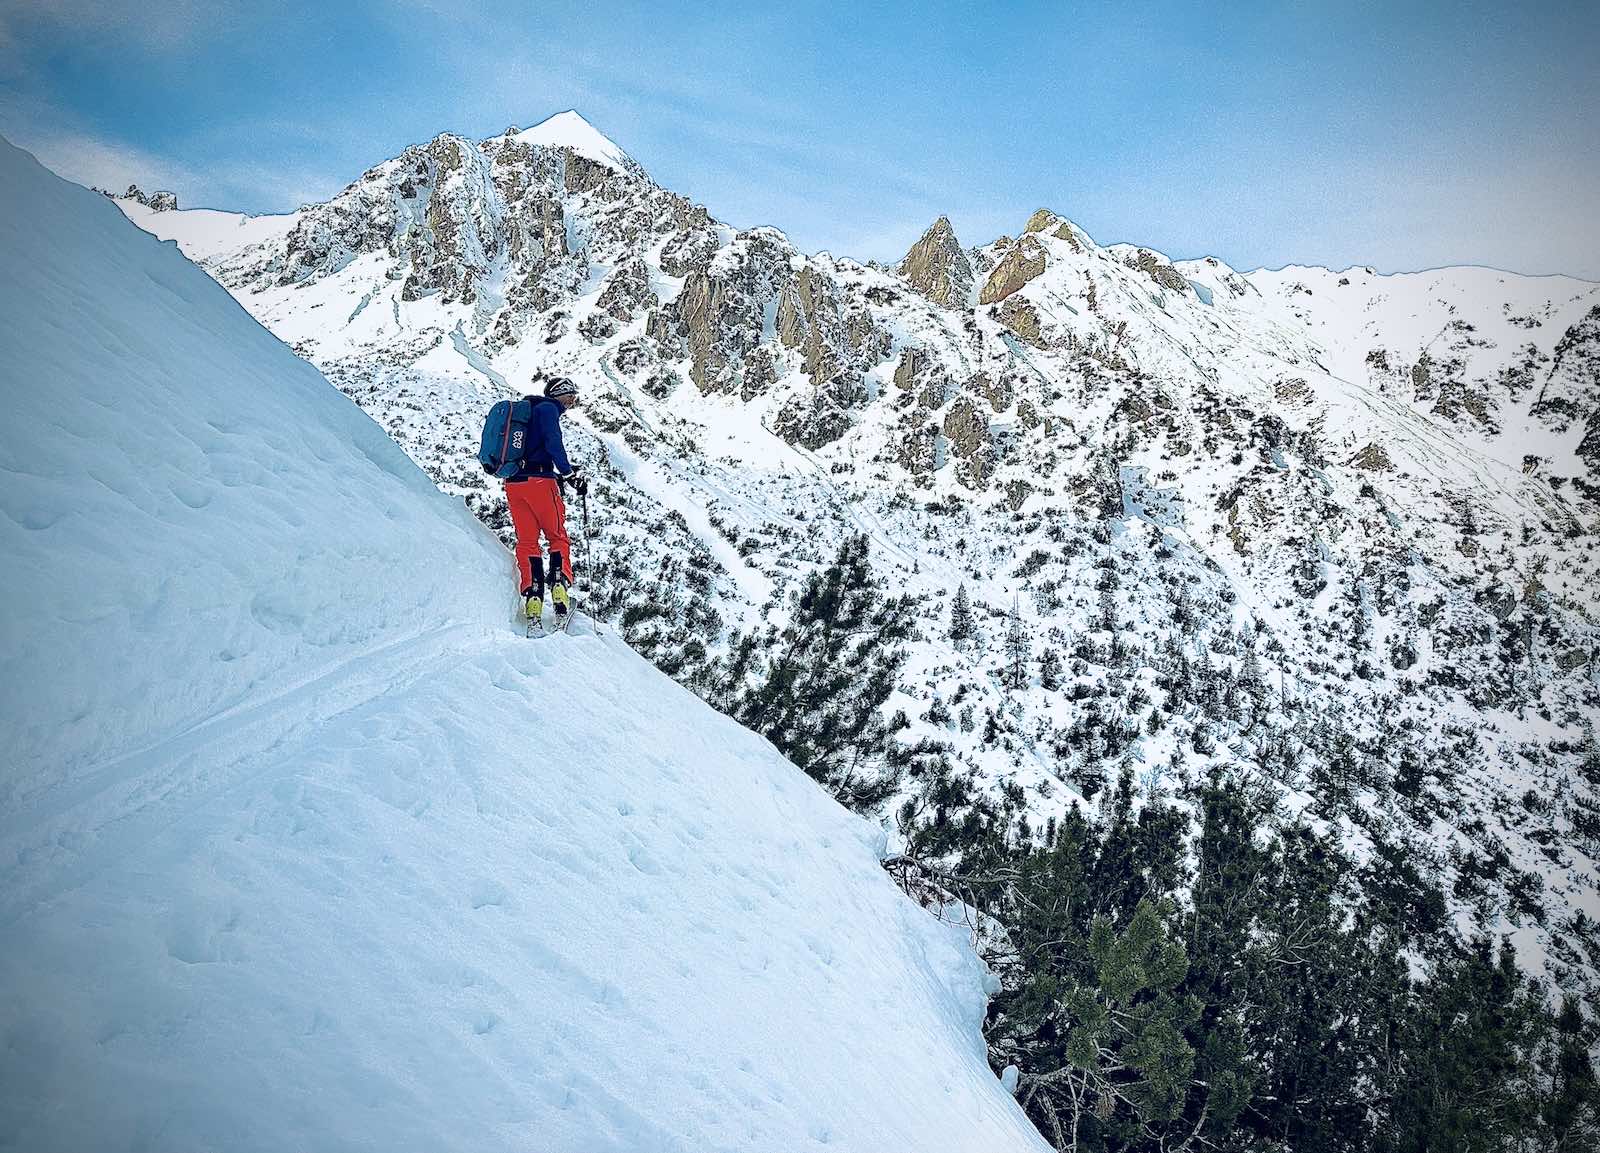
0 621 471 924
2 619 1043 1153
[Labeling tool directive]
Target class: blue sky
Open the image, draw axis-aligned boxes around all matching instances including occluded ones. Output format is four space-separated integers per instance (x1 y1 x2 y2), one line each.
2 1 1596 277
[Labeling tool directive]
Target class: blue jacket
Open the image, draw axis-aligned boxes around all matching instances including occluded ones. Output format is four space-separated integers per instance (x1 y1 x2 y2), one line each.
507 396 571 481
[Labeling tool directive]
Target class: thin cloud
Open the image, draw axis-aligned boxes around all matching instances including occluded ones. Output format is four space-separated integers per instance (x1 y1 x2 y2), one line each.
9 0 219 52
199 157 342 213
3 111 341 215
8 126 197 197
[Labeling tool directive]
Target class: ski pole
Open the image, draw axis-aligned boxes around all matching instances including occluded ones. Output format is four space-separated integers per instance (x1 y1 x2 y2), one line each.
580 486 599 635
581 488 591 560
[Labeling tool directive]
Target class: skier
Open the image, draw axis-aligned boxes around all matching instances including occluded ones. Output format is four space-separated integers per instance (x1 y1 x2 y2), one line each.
503 376 587 628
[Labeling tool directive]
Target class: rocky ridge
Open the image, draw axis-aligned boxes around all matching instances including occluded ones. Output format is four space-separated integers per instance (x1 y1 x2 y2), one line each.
108 183 177 211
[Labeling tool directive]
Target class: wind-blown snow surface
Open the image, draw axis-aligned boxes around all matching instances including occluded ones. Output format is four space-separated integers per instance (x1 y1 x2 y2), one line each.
0 139 1047 1153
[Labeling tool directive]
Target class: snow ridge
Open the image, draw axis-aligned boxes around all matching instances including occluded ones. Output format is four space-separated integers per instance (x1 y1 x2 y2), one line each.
0 137 1047 1153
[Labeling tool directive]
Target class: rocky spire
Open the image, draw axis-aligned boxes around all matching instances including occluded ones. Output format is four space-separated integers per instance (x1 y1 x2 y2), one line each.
897 216 974 308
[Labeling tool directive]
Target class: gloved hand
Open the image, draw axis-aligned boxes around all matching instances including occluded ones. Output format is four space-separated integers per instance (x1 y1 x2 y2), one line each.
564 466 588 495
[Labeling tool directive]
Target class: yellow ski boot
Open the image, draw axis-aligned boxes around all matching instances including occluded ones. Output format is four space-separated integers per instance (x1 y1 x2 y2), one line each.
551 583 571 631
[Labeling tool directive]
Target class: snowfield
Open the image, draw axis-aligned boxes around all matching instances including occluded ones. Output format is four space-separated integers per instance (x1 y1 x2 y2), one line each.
0 138 1048 1152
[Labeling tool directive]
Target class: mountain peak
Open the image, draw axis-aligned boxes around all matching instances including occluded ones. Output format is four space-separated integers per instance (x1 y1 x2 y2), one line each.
1019 207 1091 253
109 183 178 212
512 109 630 170
899 215 974 307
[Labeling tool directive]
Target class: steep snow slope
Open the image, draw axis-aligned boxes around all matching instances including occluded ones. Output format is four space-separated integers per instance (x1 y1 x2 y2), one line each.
0 139 1048 1153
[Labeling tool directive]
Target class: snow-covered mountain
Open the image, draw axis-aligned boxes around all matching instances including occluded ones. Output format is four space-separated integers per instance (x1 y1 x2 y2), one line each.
0 136 1051 1152
114 111 1600 1009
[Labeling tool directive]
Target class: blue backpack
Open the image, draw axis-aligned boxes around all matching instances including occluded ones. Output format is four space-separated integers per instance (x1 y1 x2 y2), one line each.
478 397 538 478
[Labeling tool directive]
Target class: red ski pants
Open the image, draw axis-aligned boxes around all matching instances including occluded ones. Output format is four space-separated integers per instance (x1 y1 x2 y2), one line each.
505 478 572 590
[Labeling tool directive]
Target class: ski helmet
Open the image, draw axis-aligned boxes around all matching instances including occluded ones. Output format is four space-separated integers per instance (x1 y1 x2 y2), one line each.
543 377 579 401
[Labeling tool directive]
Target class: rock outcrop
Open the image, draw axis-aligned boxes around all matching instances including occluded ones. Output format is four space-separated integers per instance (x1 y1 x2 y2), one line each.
1351 442 1395 471
897 216 974 308
1125 248 1190 295
996 297 1046 347
116 185 178 212
596 258 657 322
979 235 1046 304
1533 305 1600 466
894 346 954 411
942 396 995 488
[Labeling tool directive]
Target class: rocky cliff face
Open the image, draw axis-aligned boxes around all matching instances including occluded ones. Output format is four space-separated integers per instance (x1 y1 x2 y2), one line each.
978 234 1047 304
124 111 1600 1011
1534 305 1600 470
898 215 974 307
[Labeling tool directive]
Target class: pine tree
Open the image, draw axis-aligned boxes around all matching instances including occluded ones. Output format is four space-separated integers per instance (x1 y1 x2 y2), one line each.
950 581 975 644
1171 582 1198 634
1239 640 1265 700
719 533 912 808
1379 936 1551 1152
1098 583 1118 633
1004 597 1031 692
1544 998 1600 1150
1038 647 1063 692
891 741 1588 1153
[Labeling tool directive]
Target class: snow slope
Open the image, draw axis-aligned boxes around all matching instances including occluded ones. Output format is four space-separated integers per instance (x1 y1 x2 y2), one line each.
115 198 298 265
0 138 1047 1153
514 109 631 169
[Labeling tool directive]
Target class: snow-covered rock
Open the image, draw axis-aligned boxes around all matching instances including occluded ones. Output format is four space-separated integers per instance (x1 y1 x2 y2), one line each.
109 183 177 211
0 136 1049 1153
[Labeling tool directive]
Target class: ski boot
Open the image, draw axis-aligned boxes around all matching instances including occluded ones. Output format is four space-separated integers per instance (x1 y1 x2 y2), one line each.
522 571 546 636
549 554 571 632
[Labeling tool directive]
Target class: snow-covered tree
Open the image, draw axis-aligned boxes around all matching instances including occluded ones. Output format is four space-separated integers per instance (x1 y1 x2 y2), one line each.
1039 647 1063 692
950 581 975 644
1003 597 1031 692
716 534 912 808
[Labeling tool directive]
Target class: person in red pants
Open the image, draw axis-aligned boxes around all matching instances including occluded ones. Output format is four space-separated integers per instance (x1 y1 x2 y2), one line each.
504 377 587 626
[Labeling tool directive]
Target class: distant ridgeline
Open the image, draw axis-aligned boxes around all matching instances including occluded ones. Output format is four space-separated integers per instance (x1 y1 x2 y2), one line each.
105 183 178 212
